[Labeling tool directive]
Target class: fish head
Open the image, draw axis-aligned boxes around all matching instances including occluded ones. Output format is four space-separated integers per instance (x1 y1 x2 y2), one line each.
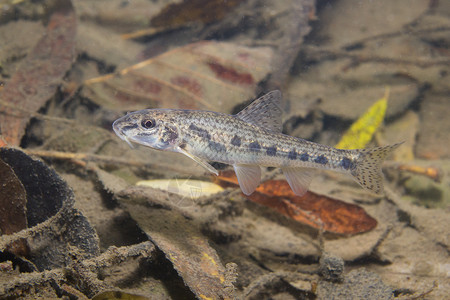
113 109 180 151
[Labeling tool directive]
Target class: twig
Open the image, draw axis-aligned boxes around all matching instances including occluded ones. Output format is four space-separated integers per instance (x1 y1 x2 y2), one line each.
342 26 450 50
383 161 441 182
303 45 450 68
21 148 190 174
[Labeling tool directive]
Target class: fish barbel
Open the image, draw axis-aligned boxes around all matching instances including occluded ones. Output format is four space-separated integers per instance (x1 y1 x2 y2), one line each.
113 90 401 196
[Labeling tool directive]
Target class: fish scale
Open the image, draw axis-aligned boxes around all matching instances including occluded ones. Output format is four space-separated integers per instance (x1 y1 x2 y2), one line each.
113 90 401 196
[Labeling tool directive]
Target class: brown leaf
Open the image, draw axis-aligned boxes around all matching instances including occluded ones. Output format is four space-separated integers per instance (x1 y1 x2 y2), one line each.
0 0 76 146
215 171 377 235
0 158 27 235
117 187 229 299
151 0 245 27
83 41 273 112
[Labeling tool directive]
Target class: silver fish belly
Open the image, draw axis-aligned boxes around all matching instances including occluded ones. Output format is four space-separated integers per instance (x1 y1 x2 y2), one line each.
113 90 401 196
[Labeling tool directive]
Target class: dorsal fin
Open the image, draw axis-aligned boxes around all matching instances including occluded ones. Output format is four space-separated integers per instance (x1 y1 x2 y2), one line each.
235 90 283 132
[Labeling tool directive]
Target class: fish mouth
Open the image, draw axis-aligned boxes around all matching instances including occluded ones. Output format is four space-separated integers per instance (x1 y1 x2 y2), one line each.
113 119 135 149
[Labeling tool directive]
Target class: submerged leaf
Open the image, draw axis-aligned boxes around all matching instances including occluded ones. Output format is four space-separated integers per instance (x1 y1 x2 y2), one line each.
335 88 389 150
117 187 229 299
0 148 99 270
0 0 76 146
83 41 273 112
216 171 377 234
0 158 27 235
137 179 223 199
150 0 244 27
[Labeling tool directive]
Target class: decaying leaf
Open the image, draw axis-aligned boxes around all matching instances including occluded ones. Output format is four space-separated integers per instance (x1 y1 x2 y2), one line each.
83 41 273 112
0 158 27 235
137 179 223 199
335 88 389 150
0 148 99 271
150 0 244 28
117 186 231 299
216 171 377 234
0 0 76 146
0 148 73 227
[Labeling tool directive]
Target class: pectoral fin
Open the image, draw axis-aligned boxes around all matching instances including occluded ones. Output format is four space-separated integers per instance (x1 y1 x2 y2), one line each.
233 164 261 195
282 167 313 196
177 147 218 175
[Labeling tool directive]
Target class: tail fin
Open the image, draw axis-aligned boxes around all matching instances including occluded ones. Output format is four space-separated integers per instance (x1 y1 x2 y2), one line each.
351 143 402 195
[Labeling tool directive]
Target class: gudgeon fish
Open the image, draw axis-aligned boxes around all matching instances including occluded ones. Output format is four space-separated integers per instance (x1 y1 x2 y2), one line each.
113 90 400 196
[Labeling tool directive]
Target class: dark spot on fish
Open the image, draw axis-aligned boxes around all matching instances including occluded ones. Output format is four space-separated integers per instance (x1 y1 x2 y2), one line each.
162 127 178 144
179 140 187 149
288 149 297 160
314 155 328 165
249 141 261 152
189 123 211 140
340 157 354 170
300 152 309 162
122 124 139 131
209 141 226 152
266 146 277 156
231 135 241 147
152 126 178 146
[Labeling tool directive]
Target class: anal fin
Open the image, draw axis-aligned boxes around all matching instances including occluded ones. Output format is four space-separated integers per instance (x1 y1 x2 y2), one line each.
233 164 261 195
282 167 314 196
177 147 218 175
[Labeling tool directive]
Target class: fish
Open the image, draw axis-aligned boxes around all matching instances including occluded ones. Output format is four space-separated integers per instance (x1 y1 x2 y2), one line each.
113 90 401 196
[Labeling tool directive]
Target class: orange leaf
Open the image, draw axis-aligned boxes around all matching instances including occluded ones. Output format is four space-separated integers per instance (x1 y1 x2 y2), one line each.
215 171 377 235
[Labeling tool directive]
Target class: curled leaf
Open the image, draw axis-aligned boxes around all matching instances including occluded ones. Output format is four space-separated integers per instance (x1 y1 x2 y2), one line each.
0 148 99 271
0 158 27 235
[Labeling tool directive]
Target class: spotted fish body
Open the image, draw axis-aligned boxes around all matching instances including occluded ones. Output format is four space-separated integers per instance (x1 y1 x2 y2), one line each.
113 91 401 196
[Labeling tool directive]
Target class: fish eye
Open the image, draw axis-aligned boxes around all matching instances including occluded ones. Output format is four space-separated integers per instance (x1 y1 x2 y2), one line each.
141 119 156 129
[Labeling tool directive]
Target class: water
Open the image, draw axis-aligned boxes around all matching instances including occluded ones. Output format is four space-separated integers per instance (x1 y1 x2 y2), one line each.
0 0 449 298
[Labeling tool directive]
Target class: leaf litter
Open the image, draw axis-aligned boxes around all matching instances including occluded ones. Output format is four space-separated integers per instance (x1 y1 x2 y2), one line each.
0 0 449 299
0 0 76 146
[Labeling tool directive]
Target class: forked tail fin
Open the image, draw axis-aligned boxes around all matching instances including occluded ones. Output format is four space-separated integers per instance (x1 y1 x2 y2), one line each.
351 143 402 194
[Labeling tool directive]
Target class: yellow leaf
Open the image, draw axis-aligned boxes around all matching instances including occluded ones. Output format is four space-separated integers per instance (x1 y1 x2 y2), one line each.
335 87 389 149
